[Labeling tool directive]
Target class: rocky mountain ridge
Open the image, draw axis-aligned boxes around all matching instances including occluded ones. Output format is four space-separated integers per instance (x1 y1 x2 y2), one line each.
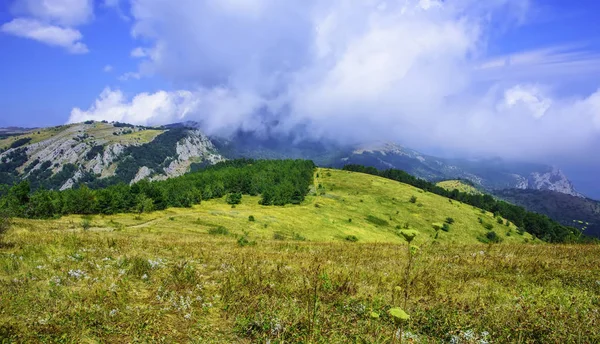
0 121 223 189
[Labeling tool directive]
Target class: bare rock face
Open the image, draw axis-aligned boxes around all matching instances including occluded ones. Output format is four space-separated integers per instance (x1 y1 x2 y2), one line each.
132 166 153 184
159 130 225 179
526 168 582 197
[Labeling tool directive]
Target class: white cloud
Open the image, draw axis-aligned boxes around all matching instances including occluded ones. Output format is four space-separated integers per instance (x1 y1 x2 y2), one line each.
72 0 600 161
130 47 146 58
499 85 552 119
3 0 93 53
11 0 94 26
68 87 265 134
1 18 88 53
103 65 113 72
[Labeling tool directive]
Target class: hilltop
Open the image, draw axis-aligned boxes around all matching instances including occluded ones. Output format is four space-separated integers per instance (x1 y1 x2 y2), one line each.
436 179 483 195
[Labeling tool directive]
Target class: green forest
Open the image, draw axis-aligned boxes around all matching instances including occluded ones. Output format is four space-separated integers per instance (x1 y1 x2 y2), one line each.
343 164 584 243
0 159 315 219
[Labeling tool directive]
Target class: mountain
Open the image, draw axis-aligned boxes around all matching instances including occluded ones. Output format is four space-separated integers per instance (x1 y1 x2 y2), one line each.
333 142 582 197
0 121 584 198
495 189 600 238
0 121 223 189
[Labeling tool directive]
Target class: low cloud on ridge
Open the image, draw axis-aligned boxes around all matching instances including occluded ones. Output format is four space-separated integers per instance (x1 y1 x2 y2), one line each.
68 0 600 162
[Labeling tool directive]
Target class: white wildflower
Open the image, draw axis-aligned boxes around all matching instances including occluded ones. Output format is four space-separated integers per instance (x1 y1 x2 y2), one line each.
109 309 118 317
68 269 86 279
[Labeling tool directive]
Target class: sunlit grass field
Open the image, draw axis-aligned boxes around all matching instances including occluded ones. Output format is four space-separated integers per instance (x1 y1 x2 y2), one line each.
1 169 598 342
436 180 482 195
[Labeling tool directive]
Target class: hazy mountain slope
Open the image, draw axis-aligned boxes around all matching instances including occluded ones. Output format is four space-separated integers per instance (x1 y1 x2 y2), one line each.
335 142 582 196
0 121 223 189
495 189 600 238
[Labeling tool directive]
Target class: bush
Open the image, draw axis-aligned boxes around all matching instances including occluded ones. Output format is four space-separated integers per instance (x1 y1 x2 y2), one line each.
237 232 256 247
208 226 229 235
486 231 502 243
226 192 242 205
442 223 450 232
81 217 91 231
497 217 504 224
273 232 285 240
248 215 255 222
484 223 494 230
293 232 306 241
366 215 389 226
409 196 417 203
9 137 32 149
345 235 358 242
445 217 455 224
348 218 352 223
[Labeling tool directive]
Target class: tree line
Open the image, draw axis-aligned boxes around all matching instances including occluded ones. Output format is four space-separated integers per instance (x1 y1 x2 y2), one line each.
343 164 584 243
0 159 315 219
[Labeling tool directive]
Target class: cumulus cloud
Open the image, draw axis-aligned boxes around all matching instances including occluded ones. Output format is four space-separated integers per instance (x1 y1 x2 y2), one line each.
72 0 600 161
2 0 92 53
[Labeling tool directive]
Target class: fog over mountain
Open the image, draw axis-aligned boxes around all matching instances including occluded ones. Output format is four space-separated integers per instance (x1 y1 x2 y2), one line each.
2 0 600 196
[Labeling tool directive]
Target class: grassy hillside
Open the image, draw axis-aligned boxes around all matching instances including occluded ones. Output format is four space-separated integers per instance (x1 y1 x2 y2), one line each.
11 169 530 245
1 169 598 342
437 179 482 195
0 122 164 151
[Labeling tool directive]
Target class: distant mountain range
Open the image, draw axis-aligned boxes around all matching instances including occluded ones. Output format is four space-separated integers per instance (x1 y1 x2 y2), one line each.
0 120 596 237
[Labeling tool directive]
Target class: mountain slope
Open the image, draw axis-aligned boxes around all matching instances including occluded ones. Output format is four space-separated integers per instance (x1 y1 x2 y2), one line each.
495 189 600 238
335 142 582 196
0 121 223 189
14 168 533 245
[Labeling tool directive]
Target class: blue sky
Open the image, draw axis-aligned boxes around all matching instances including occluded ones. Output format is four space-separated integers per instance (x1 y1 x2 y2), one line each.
1 0 600 195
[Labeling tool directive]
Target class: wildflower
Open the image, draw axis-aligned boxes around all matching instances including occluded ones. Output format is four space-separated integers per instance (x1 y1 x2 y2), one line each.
184 313 191 320
109 309 118 317
49 276 62 285
68 269 86 279
141 274 148 280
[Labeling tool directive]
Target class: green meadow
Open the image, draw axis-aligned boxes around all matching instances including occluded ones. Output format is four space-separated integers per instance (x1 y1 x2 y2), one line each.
1 169 598 342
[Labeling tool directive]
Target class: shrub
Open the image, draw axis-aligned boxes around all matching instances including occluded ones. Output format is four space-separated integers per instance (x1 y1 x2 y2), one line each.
81 217 91 231
237 232 256 247
345 235 358 242
208 226 229 235
445 217 455 224
366 215 389 226
497 217 504 224
248 215 255 222
517 227 525 235
486 231 502 243
442 223 450 232
226 192 242 205
348 218 352 223
169 217 175 221
409 196 417 203
293 232 306 241
273 232 286 240
484 223 494 230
